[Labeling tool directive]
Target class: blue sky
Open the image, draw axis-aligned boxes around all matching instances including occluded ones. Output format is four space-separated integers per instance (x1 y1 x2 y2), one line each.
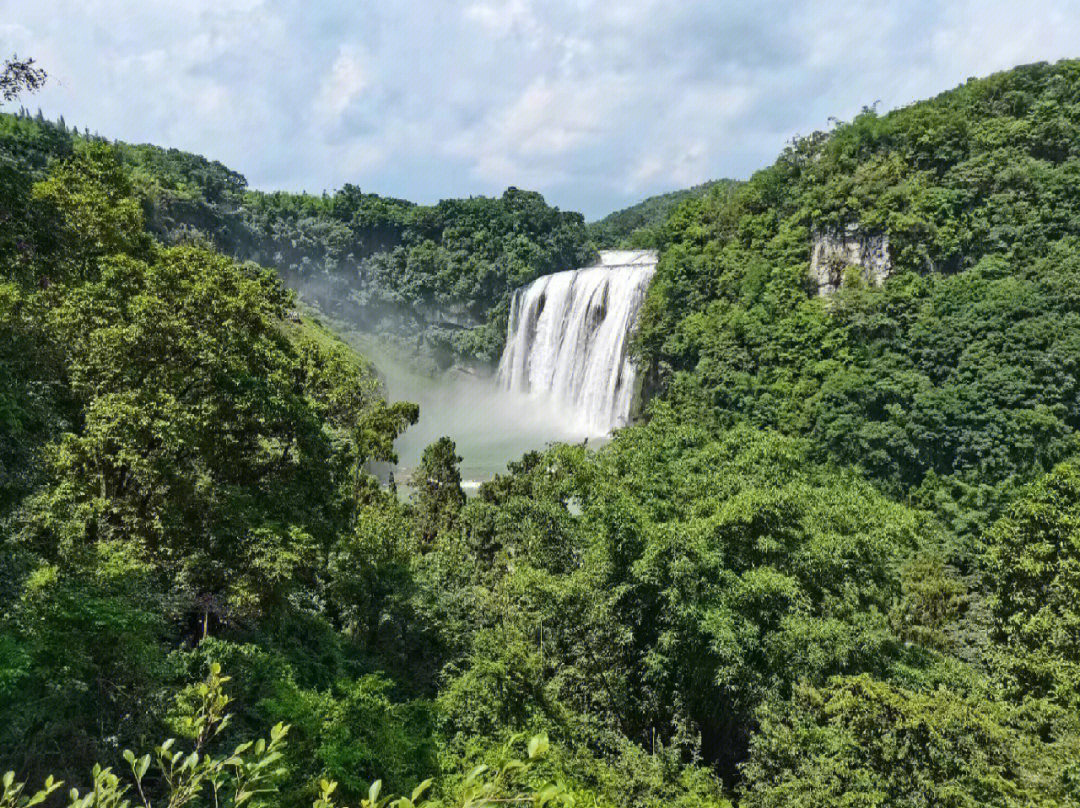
2 1 1079 219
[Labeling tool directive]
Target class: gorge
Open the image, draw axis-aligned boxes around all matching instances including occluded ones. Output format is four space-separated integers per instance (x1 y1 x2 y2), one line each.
6 55 1080 807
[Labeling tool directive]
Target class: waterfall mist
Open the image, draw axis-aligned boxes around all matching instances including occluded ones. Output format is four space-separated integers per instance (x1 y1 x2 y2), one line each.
388 376 597 489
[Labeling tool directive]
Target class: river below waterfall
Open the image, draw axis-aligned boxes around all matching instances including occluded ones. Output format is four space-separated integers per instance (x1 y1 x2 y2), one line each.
390 377 599 491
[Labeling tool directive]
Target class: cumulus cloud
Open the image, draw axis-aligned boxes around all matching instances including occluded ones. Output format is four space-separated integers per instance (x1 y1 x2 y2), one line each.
2 0 1079 217
314 45 371 124
465 0 540 40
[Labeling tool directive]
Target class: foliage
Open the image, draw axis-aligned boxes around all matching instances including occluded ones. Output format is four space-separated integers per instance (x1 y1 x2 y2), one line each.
636 60 1080 542
985 458 1080 710
410 437 466 545
7 55 1080 808
424 411 936 787
1 662 288 808
0 114 592 369
587 180 736 249
0 136 417 786
0 58 46 103
2 666 572 808
740 675 1075 807
360 188 593 365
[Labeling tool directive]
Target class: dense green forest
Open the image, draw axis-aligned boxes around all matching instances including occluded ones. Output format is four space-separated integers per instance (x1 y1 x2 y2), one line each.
0 108 592 372
636 59 1080 548
6 55 1080 806
587 180 736 249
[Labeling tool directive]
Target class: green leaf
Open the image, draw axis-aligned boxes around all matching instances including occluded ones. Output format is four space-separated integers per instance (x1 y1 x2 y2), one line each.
528 732 550 760
535 784 562 807
368 779 382 805
410 779 433 803
464 764 488 786
26 787 60 808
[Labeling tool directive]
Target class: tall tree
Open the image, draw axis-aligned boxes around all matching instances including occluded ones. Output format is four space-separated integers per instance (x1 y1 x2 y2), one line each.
411 437 465 544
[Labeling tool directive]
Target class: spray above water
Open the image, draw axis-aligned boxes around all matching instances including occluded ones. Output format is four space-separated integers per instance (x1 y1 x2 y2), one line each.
498 250 658 436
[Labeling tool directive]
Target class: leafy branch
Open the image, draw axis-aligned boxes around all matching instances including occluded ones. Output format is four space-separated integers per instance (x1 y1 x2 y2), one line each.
1 57 47 102
2 667 572 808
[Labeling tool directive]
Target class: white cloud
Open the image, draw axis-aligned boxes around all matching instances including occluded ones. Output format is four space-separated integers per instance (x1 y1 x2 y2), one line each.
2 0 1079 216
494 77 618 155
465 0 539 40
0 22 32 46
443 73 628 190
314 45 371 124
629 141 706 191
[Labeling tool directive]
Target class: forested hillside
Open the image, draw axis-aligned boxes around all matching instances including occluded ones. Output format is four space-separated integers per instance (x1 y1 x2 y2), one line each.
638 59 1080 543
587 179 735 248
6 56 1080 808
0 109 592 371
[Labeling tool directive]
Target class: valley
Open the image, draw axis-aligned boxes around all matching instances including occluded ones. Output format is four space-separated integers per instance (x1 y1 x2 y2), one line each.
3 51 1080 808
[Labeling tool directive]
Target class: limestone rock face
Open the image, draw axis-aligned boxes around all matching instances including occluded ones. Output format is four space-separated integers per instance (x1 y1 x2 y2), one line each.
414 300 480 330
810 227 891 295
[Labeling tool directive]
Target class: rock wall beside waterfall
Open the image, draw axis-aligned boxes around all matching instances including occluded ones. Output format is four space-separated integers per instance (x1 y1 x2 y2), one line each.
810 227 891 295
498 250 658 436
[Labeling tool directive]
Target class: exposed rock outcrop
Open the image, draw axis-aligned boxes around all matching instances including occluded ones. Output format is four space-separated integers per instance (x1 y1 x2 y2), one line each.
810 227 891 295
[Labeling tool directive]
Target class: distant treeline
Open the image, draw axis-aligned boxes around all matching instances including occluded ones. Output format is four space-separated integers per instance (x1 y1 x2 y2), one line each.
587 179 738 248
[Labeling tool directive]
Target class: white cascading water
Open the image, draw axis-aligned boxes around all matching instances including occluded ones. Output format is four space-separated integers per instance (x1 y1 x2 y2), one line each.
498 250 658 436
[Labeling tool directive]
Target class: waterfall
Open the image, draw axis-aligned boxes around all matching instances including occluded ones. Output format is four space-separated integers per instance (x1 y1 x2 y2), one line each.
497 250 658 436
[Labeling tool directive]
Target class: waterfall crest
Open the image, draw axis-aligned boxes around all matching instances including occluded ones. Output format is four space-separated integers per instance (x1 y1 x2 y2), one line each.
497 250 658 436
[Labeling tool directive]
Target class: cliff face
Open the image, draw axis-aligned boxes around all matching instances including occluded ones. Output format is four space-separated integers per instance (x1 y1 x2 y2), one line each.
810 227 891 295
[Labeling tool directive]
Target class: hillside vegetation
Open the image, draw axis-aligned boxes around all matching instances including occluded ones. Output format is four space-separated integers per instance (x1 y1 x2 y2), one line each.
638 59 1080 543
5 58 1080 807
0 110 592 371
587 179 736 248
